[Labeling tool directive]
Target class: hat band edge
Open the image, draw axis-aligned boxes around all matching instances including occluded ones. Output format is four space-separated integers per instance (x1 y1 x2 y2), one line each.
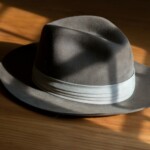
32 66 135 105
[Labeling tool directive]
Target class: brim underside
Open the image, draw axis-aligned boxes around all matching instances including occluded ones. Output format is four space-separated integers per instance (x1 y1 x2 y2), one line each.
0 44 150 116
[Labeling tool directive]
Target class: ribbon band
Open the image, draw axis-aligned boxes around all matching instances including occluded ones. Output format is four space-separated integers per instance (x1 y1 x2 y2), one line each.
32 66 135 104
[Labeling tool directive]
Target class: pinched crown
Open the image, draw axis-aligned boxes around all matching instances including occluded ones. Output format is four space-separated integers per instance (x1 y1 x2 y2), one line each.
34 16 134 85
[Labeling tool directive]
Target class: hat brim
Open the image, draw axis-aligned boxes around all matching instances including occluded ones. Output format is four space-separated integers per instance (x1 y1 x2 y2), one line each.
0 43 150 116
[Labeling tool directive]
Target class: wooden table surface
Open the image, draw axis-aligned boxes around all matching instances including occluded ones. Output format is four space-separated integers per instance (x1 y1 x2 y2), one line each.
0 1 150 149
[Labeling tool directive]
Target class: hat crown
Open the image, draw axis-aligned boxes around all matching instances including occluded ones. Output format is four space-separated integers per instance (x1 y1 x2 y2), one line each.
34 16 134 85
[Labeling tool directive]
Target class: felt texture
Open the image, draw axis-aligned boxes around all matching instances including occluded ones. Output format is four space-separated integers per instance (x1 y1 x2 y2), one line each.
35 16 134 85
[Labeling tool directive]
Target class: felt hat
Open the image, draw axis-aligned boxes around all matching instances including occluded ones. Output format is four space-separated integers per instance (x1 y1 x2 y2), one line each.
0 16 150 116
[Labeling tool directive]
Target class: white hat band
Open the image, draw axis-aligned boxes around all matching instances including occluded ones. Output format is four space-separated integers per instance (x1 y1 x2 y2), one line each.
32 66 135 104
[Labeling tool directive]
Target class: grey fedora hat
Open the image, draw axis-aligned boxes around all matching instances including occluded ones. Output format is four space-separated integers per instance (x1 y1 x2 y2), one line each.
0 16 150 116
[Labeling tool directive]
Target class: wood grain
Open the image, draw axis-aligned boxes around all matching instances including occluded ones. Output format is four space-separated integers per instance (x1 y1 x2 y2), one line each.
0 1 150 150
